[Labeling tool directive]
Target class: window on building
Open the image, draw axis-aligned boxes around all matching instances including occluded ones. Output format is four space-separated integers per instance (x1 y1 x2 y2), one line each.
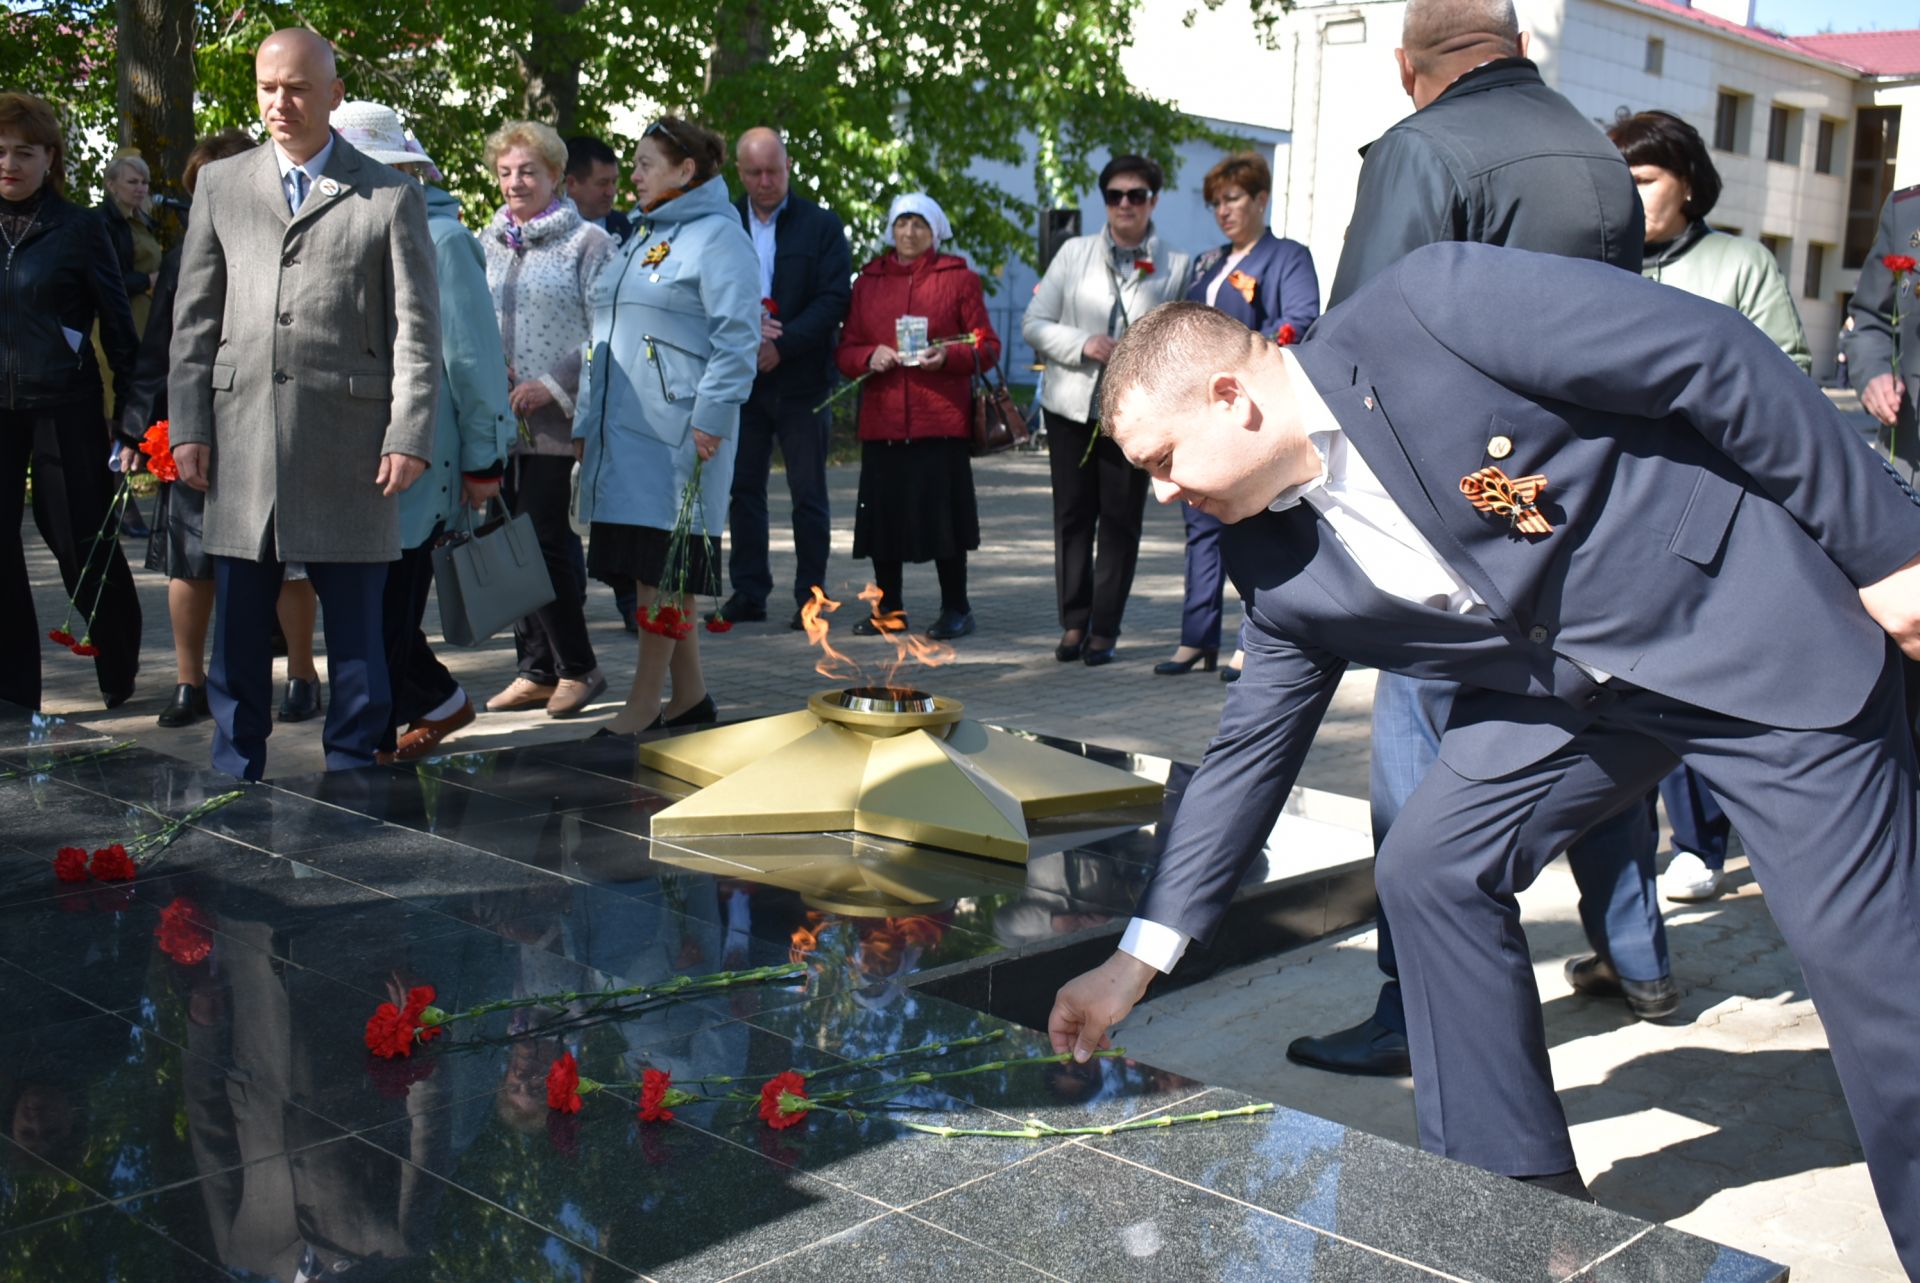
1816 118 1840 175
1766 105 1801 164
1644 36 1664 75
1759 234 1791 277
1805 242 1827 299
1715 91 1751 154
1847 107 1903 269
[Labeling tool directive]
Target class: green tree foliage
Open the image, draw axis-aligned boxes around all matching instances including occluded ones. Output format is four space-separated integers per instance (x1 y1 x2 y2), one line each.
3 0 1208 271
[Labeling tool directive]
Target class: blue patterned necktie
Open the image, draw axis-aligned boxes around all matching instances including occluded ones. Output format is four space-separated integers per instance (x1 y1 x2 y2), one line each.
289 168 309 214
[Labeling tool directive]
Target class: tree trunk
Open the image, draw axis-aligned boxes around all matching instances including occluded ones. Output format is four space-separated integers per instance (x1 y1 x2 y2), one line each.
523 0 588 133
705 0 769 92
114 0 194 198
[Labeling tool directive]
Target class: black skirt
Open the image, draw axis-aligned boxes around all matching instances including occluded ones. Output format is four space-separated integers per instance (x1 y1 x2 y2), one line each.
145 481 214 581
852 438 979 564
587 521 723 596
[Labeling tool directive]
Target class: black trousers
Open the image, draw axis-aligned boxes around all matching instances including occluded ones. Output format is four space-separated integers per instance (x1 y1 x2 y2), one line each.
1377 656 1920 1279
503 455 596 682
0 401 142 710
872 556 968 616
1045 411 1148 637
380 533 459 747
729 397 833 610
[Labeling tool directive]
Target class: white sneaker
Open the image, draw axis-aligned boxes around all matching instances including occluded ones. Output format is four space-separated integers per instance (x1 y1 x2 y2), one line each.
1663 850 1724 902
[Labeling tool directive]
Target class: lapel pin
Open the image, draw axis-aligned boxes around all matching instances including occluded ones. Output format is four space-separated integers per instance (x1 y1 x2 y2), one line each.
1363 395 1375 411
1460 465 1552 535
317 177 342 197
1487 435 1513 460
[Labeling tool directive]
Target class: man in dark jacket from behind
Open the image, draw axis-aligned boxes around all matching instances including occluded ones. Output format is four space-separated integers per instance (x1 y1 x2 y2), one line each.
709 126 853 630
1286 0 1660 1161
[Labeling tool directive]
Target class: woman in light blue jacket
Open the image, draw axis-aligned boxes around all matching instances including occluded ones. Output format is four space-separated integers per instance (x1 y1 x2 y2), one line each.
574 117 760 735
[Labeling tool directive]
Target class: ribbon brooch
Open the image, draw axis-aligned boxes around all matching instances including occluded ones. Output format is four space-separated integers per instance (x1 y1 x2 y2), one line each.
642 241 671 267
1227 269 1259 306
1460 466 1552 536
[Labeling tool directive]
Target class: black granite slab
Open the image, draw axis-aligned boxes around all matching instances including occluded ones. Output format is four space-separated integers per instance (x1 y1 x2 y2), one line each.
0 718 1792 1282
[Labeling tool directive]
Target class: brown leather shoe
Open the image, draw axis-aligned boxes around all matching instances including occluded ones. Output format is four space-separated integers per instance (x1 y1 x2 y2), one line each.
486 676 557 713
391 697 476 763
545 669 607 719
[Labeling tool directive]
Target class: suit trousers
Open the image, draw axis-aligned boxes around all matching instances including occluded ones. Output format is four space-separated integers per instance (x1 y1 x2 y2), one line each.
728 397 832 611
1179 504 1229 651
1658 762 1730 868
0 402 142 710
210 552 389 780
1367 671 1667 1041
1045 411 1149 637
504 455 596 682
379 532 459 746
1376 657 1920 1276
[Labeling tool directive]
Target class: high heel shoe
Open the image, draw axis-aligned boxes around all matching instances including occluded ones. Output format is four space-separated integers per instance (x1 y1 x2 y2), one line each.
645 694 719 731
1154 648 1218 676
1082 641 1117 668
1054 633 1085 662
1219 665 1241 684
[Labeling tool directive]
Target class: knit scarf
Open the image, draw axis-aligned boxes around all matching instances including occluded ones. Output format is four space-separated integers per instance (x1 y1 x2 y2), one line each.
499 196 565 252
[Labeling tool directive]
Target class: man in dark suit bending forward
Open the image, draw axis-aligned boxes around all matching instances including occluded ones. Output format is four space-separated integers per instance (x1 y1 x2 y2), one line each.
1048 243 1920 1271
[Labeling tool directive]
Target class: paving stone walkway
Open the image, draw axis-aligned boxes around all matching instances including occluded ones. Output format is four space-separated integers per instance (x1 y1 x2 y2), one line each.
25 390 1901 1280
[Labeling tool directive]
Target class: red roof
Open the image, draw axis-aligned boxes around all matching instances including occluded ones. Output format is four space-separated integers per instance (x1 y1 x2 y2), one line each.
1792 30 1920 76
1622 0 1840 64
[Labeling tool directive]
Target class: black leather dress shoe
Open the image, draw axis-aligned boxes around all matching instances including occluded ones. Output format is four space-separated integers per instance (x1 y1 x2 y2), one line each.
706 593 767 625
1054 638 1085 662
645 694 718 732
157 683 208 728
278 677 323 723
1515 1168 1596 1202
1286 1017 1413 1076
927 609 975 640
853 614 905 637
789 610 807 632
1564 954 1680 1020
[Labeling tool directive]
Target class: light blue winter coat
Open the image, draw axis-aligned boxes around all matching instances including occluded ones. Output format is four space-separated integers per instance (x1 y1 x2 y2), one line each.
572 178 759 536
401 185 515 550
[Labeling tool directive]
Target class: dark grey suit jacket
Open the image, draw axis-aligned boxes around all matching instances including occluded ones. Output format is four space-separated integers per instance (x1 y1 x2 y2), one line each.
1140 242 1920 944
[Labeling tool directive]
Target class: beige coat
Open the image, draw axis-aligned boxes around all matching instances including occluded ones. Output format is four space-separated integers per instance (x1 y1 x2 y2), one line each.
168 138 440 563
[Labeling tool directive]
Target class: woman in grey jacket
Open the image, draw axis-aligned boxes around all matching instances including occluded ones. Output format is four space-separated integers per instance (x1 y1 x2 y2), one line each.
1022 155 1191 666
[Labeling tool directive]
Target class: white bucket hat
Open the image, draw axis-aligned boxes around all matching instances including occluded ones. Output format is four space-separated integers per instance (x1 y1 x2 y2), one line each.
333 100 441 181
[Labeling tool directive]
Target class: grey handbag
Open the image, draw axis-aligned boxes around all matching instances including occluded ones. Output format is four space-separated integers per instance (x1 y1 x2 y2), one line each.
431 497 556 647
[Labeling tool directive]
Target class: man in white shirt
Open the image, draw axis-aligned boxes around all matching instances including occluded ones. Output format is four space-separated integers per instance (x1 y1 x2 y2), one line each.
1045 270 1920 1269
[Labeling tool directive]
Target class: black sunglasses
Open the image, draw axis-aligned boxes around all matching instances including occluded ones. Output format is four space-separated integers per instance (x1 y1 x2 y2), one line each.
644 119 691 154
1103 186 1154 207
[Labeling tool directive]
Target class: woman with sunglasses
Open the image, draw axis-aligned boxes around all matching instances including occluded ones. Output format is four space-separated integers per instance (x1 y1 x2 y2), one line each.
1022 155 1191 667
1160 152 1320 682
573 117 759 735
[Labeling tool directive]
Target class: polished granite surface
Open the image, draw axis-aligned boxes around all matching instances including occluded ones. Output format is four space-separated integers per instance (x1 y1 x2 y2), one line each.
0 708 1786 1282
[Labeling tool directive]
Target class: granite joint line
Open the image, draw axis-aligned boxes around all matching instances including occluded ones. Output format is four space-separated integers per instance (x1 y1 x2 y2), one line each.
1555 1223 1657 1282
1073 1141 1479 1282
896 1211 1077 1282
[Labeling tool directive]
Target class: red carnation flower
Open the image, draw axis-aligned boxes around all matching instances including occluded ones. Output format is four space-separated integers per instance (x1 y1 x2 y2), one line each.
762 297 778 317
1134 258 1155 276
139 420 179 483
1884 253 1918 274
364 984 442 1059
638 1067 676 1122
72 641 100 657
53 847 89 883
47 628 74 647
546 1052 584 1113
705 618 733 634
154 897 213 965
1275 323 1299 347
89 844 136 881
758 1069 810 1129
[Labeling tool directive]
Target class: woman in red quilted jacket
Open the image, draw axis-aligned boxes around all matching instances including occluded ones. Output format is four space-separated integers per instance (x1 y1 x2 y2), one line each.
835 194 1001 640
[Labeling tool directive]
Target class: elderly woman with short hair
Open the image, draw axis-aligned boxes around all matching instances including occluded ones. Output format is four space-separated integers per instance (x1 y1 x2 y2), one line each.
482 119 615 720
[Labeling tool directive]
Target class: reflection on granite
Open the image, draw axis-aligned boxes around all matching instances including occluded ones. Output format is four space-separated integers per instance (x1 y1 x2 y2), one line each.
0 712 1786 1281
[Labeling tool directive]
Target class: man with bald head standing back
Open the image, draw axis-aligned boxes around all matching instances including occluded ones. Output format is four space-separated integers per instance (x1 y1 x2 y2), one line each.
709 127 851 629
169 28 440 780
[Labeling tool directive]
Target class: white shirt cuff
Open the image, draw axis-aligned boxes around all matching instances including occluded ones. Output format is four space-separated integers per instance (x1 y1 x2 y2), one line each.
1119 917 1191 974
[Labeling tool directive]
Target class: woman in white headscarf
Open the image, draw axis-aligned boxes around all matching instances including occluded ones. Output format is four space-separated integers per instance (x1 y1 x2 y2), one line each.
833 193 1000 640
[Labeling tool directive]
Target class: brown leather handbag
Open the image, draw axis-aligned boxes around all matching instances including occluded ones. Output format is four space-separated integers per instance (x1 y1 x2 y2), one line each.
969 349 1030 456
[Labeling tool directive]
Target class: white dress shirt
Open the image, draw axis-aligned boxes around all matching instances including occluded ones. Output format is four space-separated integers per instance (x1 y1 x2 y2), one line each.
748 195 786 300
275 134 336 214
1119 349 1596 974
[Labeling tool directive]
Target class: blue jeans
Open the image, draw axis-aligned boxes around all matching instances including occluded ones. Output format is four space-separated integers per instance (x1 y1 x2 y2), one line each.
1368 670 1668 1034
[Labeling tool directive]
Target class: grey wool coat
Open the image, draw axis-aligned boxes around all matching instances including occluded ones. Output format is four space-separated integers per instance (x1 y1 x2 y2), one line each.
168 137 441 563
